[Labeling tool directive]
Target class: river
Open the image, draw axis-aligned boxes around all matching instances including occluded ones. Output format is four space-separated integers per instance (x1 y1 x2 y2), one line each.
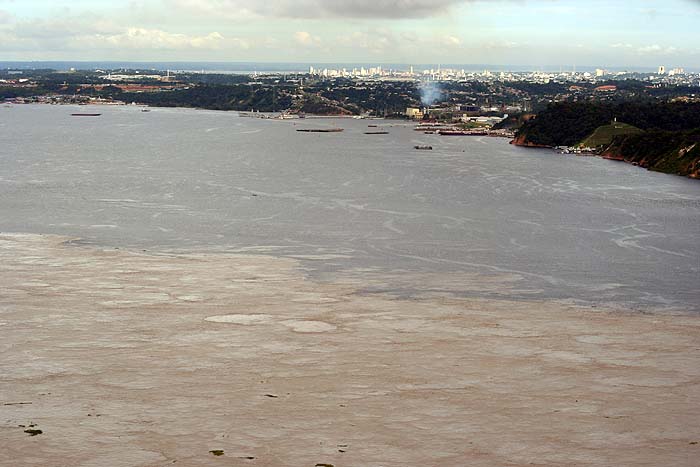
2 103 699 312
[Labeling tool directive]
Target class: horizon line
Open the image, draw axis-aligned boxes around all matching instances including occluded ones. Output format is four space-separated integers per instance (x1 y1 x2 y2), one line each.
1 60 694 72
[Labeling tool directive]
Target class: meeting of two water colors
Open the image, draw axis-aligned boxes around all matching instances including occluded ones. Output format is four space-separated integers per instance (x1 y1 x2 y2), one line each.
1 104 699 312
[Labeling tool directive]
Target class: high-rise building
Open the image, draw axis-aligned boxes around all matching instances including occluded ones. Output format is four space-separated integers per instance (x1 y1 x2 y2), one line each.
658 65 666 75
669 67 685 76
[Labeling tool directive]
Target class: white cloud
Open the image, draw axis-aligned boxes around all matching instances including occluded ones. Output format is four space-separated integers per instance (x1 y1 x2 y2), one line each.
294 31 321 47
440 35 462 47
335 29 399 55
80 28 250 52
0 0 696 65
485 39 520 50
637 44 679 55
0 17 247 54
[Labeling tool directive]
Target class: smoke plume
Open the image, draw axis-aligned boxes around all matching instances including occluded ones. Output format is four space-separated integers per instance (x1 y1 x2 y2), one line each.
419 81 442 106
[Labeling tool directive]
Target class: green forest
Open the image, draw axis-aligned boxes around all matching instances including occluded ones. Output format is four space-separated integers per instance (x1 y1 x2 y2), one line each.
515 101 700 147
515 101 700 178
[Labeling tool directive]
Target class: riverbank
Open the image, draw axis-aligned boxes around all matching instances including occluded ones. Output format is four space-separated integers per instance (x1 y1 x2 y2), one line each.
512 135 700 179
510 102 700 179
1 233 698 466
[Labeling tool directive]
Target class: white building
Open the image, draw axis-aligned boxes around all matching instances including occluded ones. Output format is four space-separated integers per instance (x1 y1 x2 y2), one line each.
669 67 685 76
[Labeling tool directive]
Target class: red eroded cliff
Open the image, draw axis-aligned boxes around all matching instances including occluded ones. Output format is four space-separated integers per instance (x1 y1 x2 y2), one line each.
510 134 551 148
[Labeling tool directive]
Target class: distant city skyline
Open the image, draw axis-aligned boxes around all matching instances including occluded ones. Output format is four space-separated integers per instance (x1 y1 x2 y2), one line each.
0 0 699 68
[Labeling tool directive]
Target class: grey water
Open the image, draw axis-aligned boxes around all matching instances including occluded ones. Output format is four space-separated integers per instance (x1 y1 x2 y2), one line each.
2 104 699 311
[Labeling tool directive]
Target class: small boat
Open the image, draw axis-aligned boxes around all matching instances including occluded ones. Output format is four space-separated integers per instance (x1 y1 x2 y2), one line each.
296 128 344 133
364 131 389 135
71 113 101 117
438 130 488 136
414 145 433 150
141 109 151 112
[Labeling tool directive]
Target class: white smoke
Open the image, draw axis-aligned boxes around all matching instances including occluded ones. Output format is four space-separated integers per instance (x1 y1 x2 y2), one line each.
419 81 442 106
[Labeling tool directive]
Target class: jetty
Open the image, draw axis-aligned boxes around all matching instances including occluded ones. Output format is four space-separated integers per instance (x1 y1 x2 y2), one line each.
296 128 344 133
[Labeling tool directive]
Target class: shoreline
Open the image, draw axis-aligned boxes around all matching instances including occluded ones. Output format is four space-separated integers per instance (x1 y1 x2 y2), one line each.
3 101 408 121
510 137 700 180
1 233 699 466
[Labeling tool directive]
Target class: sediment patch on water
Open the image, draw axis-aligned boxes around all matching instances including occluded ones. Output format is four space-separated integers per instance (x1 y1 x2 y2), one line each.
1 233 699 467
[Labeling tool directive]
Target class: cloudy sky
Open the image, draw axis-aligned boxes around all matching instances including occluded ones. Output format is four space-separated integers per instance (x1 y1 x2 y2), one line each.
1 0 699 68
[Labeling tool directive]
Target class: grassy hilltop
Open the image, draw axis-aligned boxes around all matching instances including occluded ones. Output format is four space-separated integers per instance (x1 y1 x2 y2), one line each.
580 122 643 148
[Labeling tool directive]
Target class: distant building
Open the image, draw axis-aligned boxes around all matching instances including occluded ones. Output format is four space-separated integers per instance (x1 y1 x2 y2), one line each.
405 107 423 119
594 85 617 92
658 65 666 75
595 68 606 77
669 67 685 76
457 104 480 113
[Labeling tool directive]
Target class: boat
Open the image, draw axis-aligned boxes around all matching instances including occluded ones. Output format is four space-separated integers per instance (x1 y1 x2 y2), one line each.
141 109 151 112
414 145 433 150
364 131 389 135
414 126 451 132
296 128 344 133
438 130 488 136
71 113 101 117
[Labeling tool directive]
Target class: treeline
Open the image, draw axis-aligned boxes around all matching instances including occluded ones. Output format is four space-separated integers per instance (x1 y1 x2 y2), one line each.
0 87 39 99
310 80 419 114
120 85 294 112
504 81 572 95
124 81 418 115
516 101 700 147
298 95 356 115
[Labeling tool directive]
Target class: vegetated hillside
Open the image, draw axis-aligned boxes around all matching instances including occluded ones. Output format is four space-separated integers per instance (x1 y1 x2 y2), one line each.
514 101 700 147
120 85 292 112
580 122 643 148
602 130 700 178
492 113 536 130
298 95 356 115
512 103 613 147
513 101 700 178
119 85 361 114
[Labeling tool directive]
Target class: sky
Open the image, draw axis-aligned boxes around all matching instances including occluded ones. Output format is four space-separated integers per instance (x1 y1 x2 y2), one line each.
0 0 699 68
